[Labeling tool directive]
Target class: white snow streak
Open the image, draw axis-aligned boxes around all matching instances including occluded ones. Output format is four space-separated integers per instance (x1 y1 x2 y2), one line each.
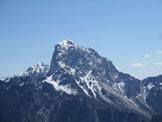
43 76 77 95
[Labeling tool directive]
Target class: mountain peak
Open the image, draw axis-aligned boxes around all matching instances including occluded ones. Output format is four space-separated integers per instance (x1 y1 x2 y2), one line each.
49 40 120 96
49 40 107 75
20 62 49 79
57 40 77 50
58 40 75 45
33 62 48 69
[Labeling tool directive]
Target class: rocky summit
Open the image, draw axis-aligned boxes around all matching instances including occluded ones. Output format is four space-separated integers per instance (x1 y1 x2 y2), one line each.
0 40 162 122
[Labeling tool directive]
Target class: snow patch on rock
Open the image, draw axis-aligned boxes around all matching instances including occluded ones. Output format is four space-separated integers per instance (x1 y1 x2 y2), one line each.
147 83 154 90
113 82 125 95
43 76 78 95
76 71 102 98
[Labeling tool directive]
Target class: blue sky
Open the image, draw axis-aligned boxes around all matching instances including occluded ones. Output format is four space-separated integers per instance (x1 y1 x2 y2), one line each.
0 0 162 79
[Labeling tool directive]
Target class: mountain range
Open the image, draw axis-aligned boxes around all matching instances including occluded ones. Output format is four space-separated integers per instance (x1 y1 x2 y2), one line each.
0 40 162 122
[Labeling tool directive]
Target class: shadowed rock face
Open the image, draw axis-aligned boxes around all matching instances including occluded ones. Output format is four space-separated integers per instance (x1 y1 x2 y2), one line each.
0 40 162 122
142 75 162 115
0 77 147 122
